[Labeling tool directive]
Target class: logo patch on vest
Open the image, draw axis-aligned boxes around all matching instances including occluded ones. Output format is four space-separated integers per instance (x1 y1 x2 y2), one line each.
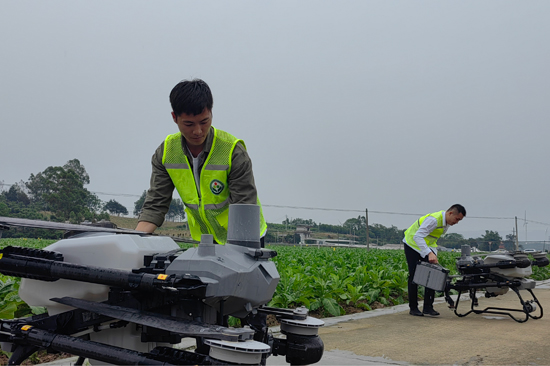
210 179 225 195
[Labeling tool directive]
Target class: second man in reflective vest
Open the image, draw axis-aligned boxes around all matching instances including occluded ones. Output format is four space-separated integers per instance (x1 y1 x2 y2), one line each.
402 204 466 316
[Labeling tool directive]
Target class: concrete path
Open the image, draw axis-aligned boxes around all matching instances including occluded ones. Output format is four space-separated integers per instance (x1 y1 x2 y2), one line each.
300 279 550 366
41 280 550 365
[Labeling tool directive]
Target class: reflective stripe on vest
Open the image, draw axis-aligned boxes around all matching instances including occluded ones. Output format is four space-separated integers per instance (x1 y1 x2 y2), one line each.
404 211 445 251
162 127 267 243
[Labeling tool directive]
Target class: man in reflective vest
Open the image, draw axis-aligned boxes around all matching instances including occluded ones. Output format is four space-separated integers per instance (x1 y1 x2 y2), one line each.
402 204 466 316
136 79 267 246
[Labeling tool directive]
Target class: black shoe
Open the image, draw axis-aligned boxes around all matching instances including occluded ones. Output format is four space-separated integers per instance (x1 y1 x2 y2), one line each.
409 308 424 316
423 309 440 316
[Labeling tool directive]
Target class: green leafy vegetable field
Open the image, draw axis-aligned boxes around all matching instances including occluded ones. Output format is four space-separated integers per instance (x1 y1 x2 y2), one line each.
268 246 459 316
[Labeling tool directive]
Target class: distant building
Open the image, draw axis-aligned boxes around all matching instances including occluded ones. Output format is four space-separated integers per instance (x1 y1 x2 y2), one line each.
296 224 312 244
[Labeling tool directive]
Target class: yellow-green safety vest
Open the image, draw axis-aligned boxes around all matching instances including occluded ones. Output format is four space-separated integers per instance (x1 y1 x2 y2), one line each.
404 211 445 251
162 127 267 244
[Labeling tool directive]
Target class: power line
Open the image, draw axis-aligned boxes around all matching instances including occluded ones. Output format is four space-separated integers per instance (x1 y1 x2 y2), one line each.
263 204 364 213
520 218 550 226
263 204 550 224
0 183 143 198
93 191 142 198
264 204 427 217
2 182 550 226
468 216 514 220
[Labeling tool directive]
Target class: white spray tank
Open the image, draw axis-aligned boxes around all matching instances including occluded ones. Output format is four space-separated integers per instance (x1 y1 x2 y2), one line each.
19 233 180 314
18 232 181 363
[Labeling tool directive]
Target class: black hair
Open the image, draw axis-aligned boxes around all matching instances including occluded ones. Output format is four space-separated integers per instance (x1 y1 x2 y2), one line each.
169 79 213 116
447 204 466 216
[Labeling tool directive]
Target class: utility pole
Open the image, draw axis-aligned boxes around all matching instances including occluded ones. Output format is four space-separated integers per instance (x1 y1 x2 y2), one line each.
545 228 548 252
365 208 369 250
515 216 519 251
285 215 288 231
523 211 527 244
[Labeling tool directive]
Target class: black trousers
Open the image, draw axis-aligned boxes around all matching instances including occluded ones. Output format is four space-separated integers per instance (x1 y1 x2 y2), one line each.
404 244 435 311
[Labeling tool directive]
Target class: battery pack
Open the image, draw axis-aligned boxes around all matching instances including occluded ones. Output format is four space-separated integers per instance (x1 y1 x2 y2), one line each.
413 262 449 292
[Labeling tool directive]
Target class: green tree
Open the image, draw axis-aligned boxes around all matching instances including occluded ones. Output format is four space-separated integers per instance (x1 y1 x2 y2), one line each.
438 232 468 249
478 230 503 251
0 195 60 238
104 199 128 216
291 218 316 226
467 237 479 250
344 216 365 232
27 167 84 218
134 190 147 216
63 158 90 185
25 160 102 222
0 200 9 216
3 183 30 205
502 233 517 251
166 198 185 222
69 211 78 224
368 223 404 245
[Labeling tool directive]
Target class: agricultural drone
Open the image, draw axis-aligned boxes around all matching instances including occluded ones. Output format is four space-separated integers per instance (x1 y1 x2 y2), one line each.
0 204 324 365
415 244 549 323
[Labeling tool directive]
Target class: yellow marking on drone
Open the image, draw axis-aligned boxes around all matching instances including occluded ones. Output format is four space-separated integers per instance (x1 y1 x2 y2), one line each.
21 325 32 331
157 274 168 280
0 254 3 259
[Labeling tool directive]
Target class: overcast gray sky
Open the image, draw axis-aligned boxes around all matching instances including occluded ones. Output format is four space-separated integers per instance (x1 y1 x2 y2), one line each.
1 1 549 242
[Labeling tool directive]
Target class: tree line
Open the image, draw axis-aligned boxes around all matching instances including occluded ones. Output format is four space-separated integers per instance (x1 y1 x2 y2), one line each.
0 159 110 238
0 159 185 238
269 216 518 250
132 191 185 222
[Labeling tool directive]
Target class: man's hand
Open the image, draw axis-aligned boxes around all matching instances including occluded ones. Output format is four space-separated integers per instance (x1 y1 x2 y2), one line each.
136 221 158 233
428 251 438 264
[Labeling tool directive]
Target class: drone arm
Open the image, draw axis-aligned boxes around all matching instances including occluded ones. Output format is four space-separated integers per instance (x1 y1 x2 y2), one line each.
0 247 206 297
6 324 169 366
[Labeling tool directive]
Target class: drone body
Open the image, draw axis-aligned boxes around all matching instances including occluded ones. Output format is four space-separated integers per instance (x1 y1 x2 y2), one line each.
0 205 324 365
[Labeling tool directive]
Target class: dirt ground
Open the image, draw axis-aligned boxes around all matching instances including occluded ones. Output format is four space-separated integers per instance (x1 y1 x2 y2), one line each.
0 351 72 365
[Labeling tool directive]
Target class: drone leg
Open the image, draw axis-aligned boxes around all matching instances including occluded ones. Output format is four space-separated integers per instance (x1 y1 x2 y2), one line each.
469 288 479 307
453 290 466 316
215 299 230 328
510 287 544 321
243 311 270 366
526 289 544 320
453 289 475 318
444 287 455 308
8 345 40 365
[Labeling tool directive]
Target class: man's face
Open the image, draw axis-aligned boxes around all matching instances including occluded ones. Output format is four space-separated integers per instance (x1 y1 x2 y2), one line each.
172 108 212 150
446 210 464 226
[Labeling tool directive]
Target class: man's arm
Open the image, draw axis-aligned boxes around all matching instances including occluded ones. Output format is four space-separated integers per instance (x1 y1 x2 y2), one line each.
413 217 439 263
136 143 175 232
227 143 258 204
136 221 158 233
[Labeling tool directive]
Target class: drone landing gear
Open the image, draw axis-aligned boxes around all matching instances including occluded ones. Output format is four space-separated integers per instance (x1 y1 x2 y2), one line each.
452 287 543 323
